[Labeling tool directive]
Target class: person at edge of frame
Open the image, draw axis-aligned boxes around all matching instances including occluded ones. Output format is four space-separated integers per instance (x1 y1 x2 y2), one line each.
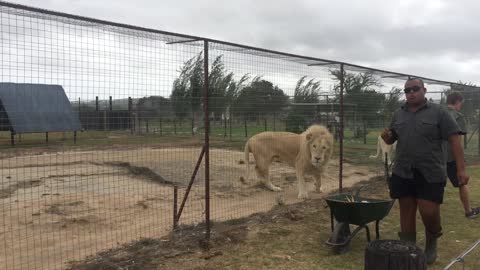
381 78 469 265
444 90 480 218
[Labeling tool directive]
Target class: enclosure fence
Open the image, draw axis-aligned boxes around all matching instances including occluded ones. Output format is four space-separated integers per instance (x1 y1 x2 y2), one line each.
1 2 480 270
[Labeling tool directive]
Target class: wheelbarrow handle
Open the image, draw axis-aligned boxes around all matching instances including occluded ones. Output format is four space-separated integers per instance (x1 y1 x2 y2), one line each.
326 224 371 247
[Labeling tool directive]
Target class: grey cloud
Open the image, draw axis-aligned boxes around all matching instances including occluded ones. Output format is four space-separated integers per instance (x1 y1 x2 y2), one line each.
8 0 480 84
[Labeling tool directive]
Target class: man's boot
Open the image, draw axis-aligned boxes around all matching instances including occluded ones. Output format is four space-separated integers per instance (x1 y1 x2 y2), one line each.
425 230 443 265
398 231 417 243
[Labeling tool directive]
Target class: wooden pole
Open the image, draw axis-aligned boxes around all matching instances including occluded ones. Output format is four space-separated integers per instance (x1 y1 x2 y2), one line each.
103 110 107 131
229 107 233 140
478 108 480 156
135 113 140 134
191 110 195 136
159 118 163 136
224 112 227 139
363 120 367 144
128 97 133 134
174 118 177 135
244 117 248 138
273 113 276 131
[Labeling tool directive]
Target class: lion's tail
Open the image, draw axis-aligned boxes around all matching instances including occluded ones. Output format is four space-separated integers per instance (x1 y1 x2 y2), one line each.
244 140 250 180
369 137 381 159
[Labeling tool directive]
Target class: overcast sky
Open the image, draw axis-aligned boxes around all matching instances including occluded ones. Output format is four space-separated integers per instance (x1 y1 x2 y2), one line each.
6 0 480 87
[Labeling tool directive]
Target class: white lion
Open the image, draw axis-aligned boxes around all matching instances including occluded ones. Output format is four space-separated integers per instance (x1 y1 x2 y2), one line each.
369 135 396 164
243 125 334 200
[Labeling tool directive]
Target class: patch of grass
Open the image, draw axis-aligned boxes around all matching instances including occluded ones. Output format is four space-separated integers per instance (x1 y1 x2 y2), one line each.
119 170 480 269
66 169 480 269
258 227 292 237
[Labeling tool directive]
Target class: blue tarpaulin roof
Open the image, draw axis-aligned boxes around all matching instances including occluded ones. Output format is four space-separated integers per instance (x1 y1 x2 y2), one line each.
0 83 81 133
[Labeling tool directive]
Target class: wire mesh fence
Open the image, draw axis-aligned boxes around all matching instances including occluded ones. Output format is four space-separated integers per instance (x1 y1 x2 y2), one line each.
1 2 480 270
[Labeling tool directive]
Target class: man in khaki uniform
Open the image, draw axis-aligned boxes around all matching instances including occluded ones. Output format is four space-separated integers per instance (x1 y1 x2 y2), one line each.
445 91 479 218
381 78 469 265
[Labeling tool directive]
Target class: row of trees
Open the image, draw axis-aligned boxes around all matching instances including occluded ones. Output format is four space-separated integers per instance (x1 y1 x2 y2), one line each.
170 52 290 122
136 52 407 133
72 55 480 137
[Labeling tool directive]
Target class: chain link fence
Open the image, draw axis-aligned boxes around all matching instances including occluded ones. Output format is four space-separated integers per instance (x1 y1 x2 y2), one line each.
1 2 479 270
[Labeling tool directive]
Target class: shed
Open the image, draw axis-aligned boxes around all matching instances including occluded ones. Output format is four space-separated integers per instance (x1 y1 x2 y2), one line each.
0 83 81 145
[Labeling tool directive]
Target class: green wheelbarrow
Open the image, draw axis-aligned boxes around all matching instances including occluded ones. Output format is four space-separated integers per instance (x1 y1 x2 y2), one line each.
325 187 395 254
326 152 395 254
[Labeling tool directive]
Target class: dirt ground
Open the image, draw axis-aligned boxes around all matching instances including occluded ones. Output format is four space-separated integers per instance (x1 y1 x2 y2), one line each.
67 177 392 270
0 146 380 270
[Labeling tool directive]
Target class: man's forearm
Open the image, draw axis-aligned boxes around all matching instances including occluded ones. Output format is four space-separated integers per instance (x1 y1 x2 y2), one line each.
453 148 466 171
450 135 466 171
449 134 470 185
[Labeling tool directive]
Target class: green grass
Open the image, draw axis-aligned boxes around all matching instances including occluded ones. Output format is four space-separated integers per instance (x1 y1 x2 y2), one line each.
3 123 480 168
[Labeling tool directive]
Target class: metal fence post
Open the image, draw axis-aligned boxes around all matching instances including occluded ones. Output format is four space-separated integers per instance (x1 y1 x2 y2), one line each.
173 185 178 230
339 63 344 193
203 40 211 242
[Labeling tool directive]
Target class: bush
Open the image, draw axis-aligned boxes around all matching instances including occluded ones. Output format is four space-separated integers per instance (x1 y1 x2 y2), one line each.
286 113 306 134
353 126 368 139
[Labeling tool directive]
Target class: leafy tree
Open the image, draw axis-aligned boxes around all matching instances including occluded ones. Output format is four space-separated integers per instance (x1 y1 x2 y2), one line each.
382 87 403 123
170 61 192 120
286 76 322 133
330 70 384 126
208 55 235 119
225 73 250 112
169 52 204 121
293 76 322 104
188 53 204 113
233 78 288 120
170 53 239 121
136 96 172 120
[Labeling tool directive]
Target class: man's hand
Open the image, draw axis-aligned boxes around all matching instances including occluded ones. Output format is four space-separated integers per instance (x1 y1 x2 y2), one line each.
381 128 396 145
449 134 468 185
457 169 470 186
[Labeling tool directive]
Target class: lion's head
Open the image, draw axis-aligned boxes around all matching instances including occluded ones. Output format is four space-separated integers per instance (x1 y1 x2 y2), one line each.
304 125 334 168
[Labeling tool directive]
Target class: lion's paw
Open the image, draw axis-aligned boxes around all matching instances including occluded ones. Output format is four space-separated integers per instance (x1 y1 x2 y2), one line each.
265 182 282 192
315 185 324 193
239 176 248 185
271 185 282 192
297 192 309 200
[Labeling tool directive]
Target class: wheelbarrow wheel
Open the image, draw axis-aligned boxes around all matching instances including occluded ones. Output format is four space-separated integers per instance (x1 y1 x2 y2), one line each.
329 222 351 254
